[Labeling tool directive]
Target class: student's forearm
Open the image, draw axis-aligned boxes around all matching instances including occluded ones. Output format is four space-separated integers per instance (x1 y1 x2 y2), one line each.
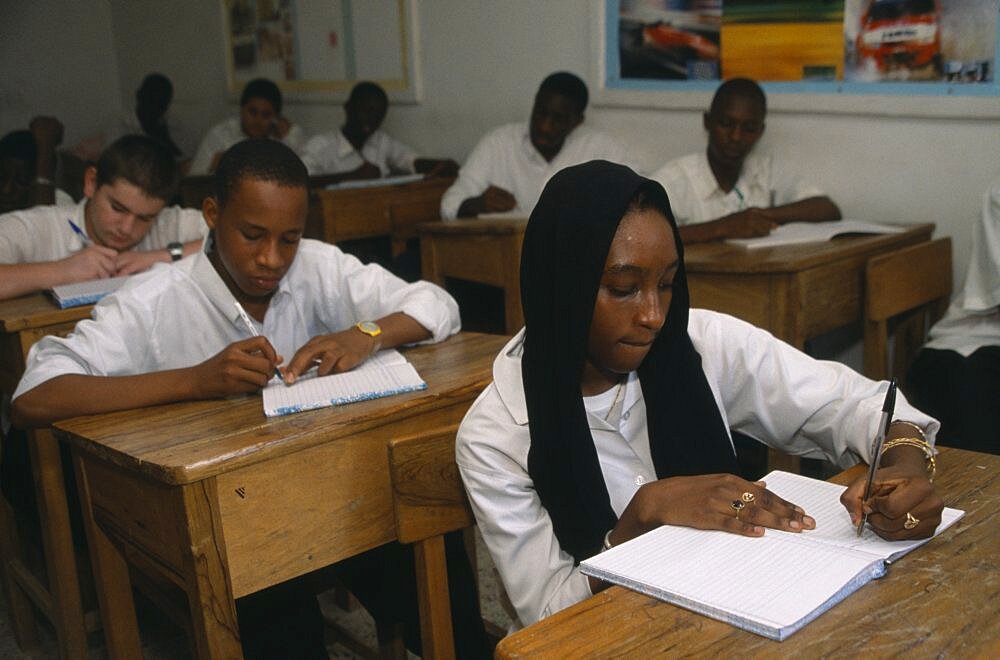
11 371 199 429
456 196 483 218
0 262 73 300
763 196 841 224
373 312 432 349
677 220 730 244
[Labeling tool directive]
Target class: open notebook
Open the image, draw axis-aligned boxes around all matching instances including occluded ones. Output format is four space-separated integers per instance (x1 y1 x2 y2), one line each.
580 470 963 641
261 349 426 417
324 173 424 191
726 220 904 249
49 276 130 308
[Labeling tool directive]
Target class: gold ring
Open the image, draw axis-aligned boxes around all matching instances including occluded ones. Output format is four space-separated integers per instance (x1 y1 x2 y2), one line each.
731 500 745 520
741 492 755 503
904 512 920 530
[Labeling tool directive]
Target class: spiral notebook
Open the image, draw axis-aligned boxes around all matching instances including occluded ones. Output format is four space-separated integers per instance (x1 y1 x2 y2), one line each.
261 349 426 417
580 470 963 641
49 276 130 308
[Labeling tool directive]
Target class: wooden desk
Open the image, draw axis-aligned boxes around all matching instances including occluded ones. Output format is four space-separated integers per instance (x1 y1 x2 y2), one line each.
418 217 528 335
0 295 95 658
496 447 999 658
684 224 934 350
55 332 508 659
307 176 454 257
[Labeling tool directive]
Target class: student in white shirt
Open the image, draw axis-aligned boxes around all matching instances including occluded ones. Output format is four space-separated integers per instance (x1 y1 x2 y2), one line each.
908 179 1000 454
300 81 458 185
189 78 306 175
651 78 840 244
440 72 630 219
456 160 942 629
12 139 484 658
0 135 206 301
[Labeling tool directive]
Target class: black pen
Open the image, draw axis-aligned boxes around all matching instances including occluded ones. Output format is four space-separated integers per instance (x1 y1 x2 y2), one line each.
856 378 897 536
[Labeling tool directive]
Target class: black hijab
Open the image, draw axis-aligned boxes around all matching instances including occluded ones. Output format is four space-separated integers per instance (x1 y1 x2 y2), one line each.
521 160 739 563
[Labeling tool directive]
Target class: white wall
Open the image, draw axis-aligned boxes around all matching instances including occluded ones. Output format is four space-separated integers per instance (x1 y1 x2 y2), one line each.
5 1 992 286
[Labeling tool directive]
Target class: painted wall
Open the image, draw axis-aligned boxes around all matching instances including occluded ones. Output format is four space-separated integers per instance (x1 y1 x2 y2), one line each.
4 1 994 287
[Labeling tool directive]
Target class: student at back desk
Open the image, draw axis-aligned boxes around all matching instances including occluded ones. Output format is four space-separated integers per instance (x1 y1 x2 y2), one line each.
651 78 840 244
11 139 485 658
0 116 71 213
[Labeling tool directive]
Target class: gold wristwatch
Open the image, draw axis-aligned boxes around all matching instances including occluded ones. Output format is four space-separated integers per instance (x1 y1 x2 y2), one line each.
355 321 383 354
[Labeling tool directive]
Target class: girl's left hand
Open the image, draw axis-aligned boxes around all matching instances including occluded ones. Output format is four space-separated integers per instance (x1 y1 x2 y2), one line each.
840 465 943 540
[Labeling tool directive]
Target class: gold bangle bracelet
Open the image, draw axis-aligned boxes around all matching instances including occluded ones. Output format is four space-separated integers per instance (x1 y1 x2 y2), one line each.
881 436 936 482
890 420 927 441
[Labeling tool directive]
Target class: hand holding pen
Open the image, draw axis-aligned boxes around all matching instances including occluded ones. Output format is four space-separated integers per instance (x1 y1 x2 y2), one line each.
856 379 896 536
61 219 117 279
234 301 288 385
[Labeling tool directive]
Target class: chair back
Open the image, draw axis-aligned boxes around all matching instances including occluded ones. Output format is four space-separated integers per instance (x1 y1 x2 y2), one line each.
863 237 952 384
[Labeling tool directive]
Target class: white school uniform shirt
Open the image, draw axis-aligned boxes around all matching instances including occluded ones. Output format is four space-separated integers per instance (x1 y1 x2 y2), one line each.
440 123 632 219
14 237 460 399
650 151 825 226
0 199 207 264
924 179 1000 356
300 129 419 176
188 117 306 174
455 310 938 630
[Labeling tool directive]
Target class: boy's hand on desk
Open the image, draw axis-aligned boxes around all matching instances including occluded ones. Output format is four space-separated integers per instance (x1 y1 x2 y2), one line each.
716 209 778 239
191 336 283 398
609 473 815 548
841 466 942 541
284 330 376 383
347 162 382 181
61 245 118 280
479 186 517 214
114 249 163 275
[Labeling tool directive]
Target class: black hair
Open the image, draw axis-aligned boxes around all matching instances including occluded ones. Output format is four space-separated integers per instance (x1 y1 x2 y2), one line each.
537 71 589 115
0 131 37 168
213 138 308 207
709 78 766 116
240 78 282 114
346 81 388 108
96 135 180 202
135 73 181 157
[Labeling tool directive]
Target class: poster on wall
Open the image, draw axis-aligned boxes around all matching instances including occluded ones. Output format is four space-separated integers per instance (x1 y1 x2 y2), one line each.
222 0 418 97
612 0 999 88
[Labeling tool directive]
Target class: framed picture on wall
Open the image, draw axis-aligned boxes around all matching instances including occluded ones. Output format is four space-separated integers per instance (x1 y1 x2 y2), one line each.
220 0 421 102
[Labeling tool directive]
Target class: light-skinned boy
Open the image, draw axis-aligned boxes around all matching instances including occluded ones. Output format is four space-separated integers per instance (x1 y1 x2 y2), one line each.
12 139 484 658
0 135 206 301
651 78 841 244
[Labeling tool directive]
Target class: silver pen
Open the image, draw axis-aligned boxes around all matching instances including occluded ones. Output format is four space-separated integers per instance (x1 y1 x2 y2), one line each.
233 301 288 385
856 378 897 536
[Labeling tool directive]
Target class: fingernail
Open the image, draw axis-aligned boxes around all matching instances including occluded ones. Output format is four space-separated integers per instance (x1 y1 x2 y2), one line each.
789 519 801 530
803 516 816 527
794 505 805 514
754 526 764 535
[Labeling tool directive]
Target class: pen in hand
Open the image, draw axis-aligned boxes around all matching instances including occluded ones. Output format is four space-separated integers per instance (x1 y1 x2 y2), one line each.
856 378 897 536
68 219 90 246
233 301 288 385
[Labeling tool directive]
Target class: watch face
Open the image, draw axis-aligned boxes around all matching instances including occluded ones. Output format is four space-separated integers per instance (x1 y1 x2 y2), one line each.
357 321 381 336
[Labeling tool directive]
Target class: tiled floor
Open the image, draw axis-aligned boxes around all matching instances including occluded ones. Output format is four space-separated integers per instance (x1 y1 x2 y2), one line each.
0 530 513 658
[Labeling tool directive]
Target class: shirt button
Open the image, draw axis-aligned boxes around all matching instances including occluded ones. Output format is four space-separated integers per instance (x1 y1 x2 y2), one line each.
635 475 646 486
622 411 630 421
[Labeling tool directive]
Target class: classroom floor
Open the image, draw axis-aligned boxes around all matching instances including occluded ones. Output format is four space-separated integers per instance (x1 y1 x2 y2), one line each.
0 530 513 659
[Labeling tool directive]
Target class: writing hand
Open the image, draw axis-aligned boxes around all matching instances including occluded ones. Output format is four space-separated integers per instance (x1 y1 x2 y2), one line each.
610 473 815 547
426 159 459 178
347 161 382 181
840 465 942 540
114 249 163 276
61 245 119 281
479 186 517 214
190 336 283 399
717 208 778 239
283 329 378 383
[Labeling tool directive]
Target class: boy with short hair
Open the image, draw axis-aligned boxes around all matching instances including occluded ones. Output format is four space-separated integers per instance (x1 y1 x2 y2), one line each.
189 77 306 174
441 71 630 219
651 77 841 244
12 139 480 657
0 134 206 301
301 81 458 185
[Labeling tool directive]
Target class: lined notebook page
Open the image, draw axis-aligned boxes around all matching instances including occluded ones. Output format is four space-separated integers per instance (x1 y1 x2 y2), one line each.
262 349 426 417
582 525 881 639
49 276 129 308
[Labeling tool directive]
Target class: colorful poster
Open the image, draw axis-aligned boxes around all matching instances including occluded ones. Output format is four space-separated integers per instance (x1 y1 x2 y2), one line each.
618 1 723 80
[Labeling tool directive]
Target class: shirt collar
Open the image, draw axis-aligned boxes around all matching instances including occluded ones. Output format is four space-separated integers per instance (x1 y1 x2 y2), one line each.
691 150 765 202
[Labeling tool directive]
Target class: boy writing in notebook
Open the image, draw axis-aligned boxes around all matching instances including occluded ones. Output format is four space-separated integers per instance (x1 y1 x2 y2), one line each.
0 135 205 301
651 78 841 244
301 81 458 185
12 139 483 658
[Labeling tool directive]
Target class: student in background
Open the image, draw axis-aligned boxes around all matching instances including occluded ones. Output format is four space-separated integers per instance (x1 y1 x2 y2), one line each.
908 179 1000 454
189 78 305 174
301 81 458 185
0 116 71 212
0 135 206 301
456 160 941 629
74 73 192 167
12 139 483 658
440 71 630 219
651 78 840 244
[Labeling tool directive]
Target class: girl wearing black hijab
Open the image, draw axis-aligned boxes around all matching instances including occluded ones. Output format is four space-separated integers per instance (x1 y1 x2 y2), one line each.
456 160 943 629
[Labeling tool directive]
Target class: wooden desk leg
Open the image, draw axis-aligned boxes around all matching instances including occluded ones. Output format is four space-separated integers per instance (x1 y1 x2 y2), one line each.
0 496 40 651
30 430 89 659
179 480 242 659
71 450 142 659
420 236 443 287
414 535 456 660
